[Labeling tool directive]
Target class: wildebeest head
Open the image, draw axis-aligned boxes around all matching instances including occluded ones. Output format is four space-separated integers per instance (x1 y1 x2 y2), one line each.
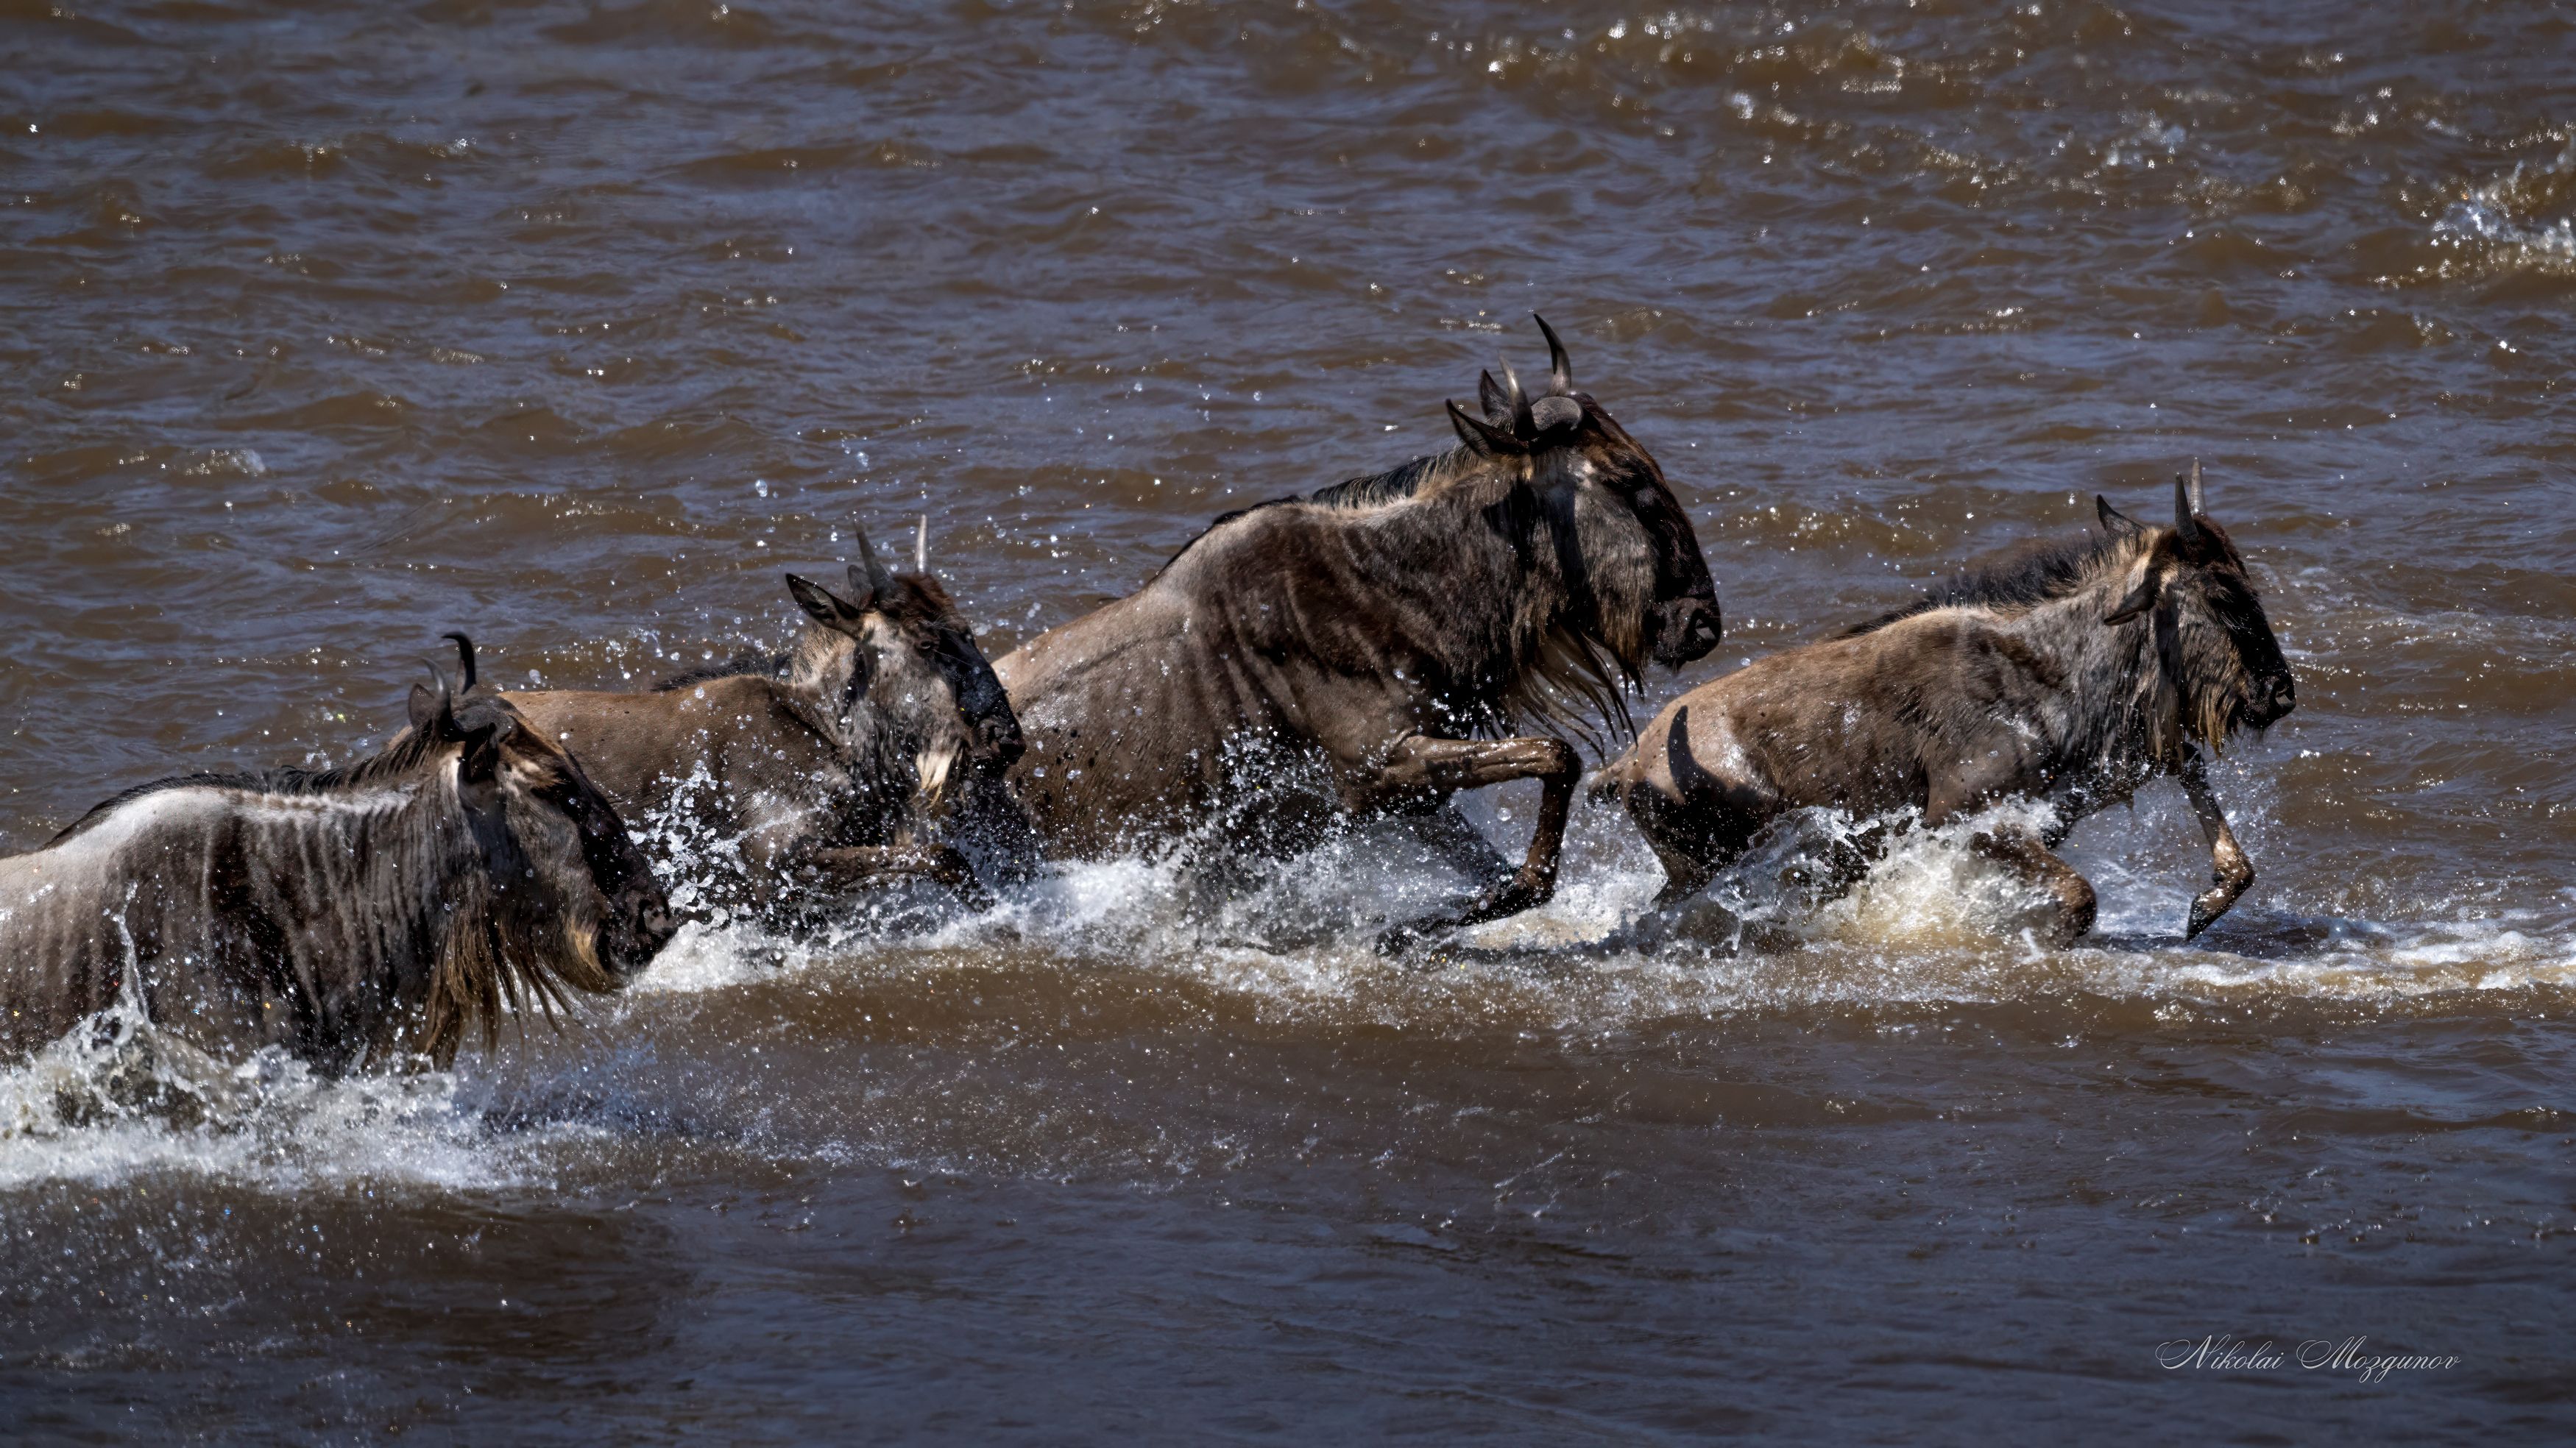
785 522 1025 814
1454 316 1722 675
409 638 675 1050
2096 463 2296 746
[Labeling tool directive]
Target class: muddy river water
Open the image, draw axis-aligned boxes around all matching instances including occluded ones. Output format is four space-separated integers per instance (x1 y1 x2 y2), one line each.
3 0 2573 1439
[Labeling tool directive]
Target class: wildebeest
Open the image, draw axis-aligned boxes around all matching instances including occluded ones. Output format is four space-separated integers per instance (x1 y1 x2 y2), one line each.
996 317 1723 948
0 647 676 1071
1595 464 2295 945
494 526 1024 922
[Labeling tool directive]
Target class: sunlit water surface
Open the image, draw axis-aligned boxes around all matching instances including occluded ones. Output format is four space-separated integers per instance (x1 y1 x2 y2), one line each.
4 0 2573 1440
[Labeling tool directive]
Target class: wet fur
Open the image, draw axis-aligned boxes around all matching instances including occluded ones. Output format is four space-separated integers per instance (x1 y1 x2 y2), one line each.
0 694 668 1071
997 370 1722 879
504 572 1021 918
1599 505 2293 934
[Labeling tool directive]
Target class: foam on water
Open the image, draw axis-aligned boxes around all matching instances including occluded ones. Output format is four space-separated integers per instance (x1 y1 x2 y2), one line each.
0 1011 573 1193
620 776 2576 1022
2432 133 2576 271
7 761 2565 1192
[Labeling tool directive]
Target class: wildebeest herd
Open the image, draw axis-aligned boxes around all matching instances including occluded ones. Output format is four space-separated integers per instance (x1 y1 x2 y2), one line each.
0 319 2296 1072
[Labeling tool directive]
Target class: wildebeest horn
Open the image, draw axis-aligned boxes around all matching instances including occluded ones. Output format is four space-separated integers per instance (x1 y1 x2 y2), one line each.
415 655 456 732
2173 472 2204 546
1447 398 1526 458
916 514 929 574
1499 359 1536 436
440 631 477 692
1534 313 1574 395
852 523 896 595
1530 395 1582 436
2185 456 2206 514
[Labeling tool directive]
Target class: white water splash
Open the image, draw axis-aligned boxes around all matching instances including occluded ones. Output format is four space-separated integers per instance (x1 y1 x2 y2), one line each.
2432 135 2576 267
0 1008 550 1193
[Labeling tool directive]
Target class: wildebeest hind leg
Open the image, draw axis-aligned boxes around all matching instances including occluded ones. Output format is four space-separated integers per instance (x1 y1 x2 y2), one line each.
1362 736 1580 952
1966 828 2096 947
801 845 994 910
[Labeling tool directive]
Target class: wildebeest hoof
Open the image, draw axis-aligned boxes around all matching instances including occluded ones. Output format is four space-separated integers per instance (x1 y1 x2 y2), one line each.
1380 870 1549 954
1376 920 1441 957
2184 859 2252 940
2184 886 2237 941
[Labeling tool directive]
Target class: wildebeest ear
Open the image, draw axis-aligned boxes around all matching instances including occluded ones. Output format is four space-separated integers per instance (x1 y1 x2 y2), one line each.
1477 369 1513 429
2096 494 2142 538
2103 560 2164 625
787 572 870 629
1448 399 1526 458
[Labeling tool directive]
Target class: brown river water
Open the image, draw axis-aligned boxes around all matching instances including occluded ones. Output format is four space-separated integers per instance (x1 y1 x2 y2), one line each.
4 0 2575 1441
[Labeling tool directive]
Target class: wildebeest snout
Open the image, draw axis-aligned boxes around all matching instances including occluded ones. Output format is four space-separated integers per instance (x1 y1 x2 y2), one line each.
637 901 679 954
2248 672 2296 728
608 890 679 979
972 697 1026 775
1655 596 1723 668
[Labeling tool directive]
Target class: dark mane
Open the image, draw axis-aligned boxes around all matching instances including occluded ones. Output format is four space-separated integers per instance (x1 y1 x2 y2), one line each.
1150 444 1478 580
43 709 470 848
1309 447 1464 508
1841 528 2129 636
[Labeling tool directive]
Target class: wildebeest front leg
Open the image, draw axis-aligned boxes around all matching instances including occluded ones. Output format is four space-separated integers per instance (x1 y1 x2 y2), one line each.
2176 747 2252 940
799 845 993 909
1365 736 1580 951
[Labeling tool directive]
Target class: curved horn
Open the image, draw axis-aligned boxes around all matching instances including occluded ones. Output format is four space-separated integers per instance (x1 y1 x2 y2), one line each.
1499 359 1536 436
2185 456 2206 514
440 631 477 692
1447 398 1526 458
1534 313 1574 395
852 522 896 595
2173 472 2204 546
915 514 929 574
416 655 456 733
